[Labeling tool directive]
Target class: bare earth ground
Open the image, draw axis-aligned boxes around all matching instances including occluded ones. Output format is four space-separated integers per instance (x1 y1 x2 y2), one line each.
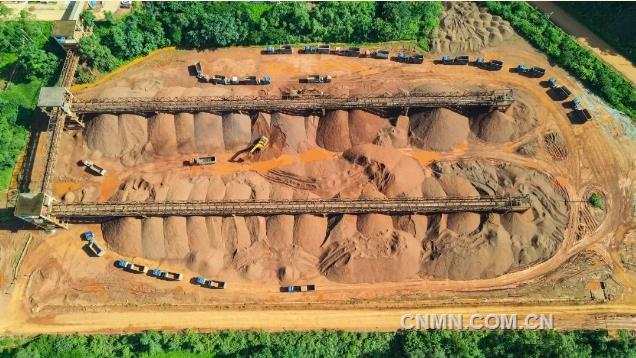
1 32 635 334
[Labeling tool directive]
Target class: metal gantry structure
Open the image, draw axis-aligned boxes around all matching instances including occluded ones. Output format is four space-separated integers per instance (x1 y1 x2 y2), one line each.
71 89 515 114
17 51 525 229
51 195 531 220
39 51 79 194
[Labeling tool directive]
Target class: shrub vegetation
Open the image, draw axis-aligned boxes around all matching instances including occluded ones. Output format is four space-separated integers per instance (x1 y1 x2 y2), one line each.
1 330 635 357
77 1 444 74
0 5 60 190
557 2 636 66
484 1 636 119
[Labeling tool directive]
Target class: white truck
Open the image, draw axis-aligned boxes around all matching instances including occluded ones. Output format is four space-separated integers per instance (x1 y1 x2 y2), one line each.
187 156 216 166
80 160 107 176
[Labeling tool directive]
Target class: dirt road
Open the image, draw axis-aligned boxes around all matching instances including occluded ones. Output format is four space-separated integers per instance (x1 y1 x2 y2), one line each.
531 2 636 84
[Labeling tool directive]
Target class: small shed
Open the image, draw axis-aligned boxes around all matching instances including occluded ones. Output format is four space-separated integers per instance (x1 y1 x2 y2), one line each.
15 193 67 230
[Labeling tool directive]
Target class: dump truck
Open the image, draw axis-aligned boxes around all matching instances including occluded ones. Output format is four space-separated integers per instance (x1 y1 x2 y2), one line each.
210 75 231 85
250 136 269 154
115 259 129 269
150 269 182 281
194 276 227 289
80 160 107 176
300 45 318 54
262 44 292 55
547 77 572 100
371 49 390 59
282 284 316 293
303 74 332 84
570 98 592 122
193 62 209 82
82 231 94 241
187 156 216 166
240 76 271 85
125 262 148 274
161 271 182 281
517 64 545 77
441 55 469 65
87 240 104 257
395 53 424 64
573 108 592 122
475 58 503 70
336 47 361 57
317 44 331 54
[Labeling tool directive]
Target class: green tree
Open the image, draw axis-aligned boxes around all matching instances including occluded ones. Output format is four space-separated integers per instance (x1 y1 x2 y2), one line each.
17 43 59 81
588 192 603 208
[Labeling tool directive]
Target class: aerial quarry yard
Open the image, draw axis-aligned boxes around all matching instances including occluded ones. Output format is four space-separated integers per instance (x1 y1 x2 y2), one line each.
1 4 635 335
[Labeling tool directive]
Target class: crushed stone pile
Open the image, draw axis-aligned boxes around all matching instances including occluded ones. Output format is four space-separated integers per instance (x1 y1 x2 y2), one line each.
430 2 514 53
420 160 569 280
409 108 470 151
97 147 567 284
85 114 121 158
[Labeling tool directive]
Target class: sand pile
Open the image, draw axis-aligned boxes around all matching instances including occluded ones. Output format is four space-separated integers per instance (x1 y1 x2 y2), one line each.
348 110 390 146
421 177 447 198
222 113 252 150
421 160 569 280
475 110 515 143
148 113 178 156
375 115 409 148
506 98 538 136
423 217 515 280
118 114 147 159
84 111 253 163
316 110 393 152
316 110 351 151
343 144 424 197
194 112 224 152
97 151 568 283
409 108 470 151
174 113 196 153
85 114 121 158
320 215 421 283
430 2 514 53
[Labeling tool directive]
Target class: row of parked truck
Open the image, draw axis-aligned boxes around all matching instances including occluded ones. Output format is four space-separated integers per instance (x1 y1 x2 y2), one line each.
194 62 271 85
262 44 424 63
113 261 313 293
82 231 314 293
546 77 592 122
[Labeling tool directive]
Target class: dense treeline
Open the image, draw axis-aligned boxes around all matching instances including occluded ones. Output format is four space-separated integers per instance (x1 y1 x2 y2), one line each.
1 329 635 357
78 2 443 73
484 1 636 119
0 5 60 189
558 2 636 65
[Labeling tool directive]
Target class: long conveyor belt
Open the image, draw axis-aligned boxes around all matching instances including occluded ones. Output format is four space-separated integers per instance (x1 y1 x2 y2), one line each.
71 89 515 114
51 195 531 219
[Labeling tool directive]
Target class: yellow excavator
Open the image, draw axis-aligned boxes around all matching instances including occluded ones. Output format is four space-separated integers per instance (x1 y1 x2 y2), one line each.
249 136 269 154
230 136 269 162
